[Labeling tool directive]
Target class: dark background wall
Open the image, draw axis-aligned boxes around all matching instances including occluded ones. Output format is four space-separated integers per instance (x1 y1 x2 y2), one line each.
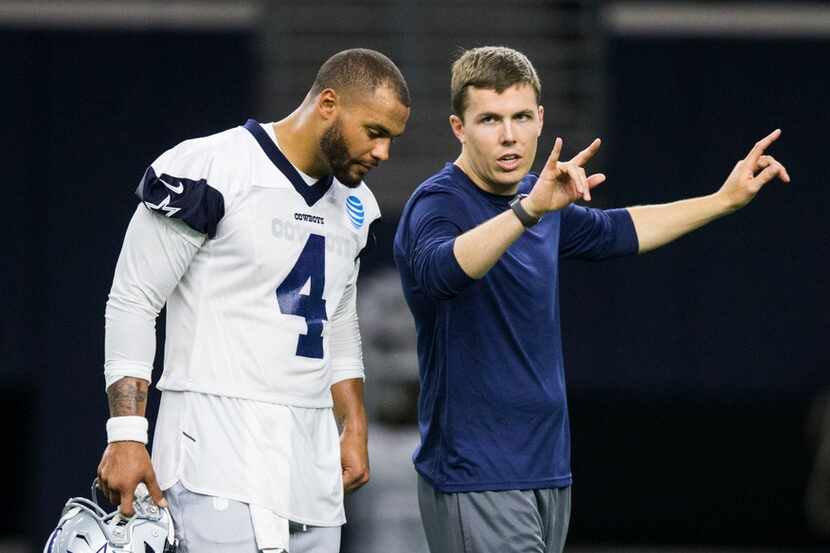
562 34 828 546
2 2 827 551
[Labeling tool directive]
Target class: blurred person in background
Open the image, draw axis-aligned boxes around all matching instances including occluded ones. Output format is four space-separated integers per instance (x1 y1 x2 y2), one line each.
393 45 790 553
95 48 409 553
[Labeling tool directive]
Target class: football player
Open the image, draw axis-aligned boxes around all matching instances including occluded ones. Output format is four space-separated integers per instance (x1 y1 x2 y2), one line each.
96 48 410 553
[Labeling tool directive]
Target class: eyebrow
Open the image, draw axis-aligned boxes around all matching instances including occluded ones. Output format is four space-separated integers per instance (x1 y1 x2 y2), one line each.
367 124 402 138
478 110 534 120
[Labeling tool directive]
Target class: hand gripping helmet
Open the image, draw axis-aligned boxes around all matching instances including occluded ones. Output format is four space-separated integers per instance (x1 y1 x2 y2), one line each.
43 481 177 553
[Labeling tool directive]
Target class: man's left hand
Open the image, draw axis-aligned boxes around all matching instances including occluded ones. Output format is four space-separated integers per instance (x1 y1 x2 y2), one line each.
340 430 369 494
718 128 791 211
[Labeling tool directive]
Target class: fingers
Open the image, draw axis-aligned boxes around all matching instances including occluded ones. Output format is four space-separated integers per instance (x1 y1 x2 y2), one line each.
97 443 164 517
571 138 602 166
144 469 168 508
343 467 370 494
95 467 107 500
96 478 115 507
545 137 563 169
745 128 781 166
757 155 791 183
119 485 136 517
564 164 590 201
587 173 606 189
779 162 791 183
752 162 788 190
95 469 119 508
342 469 360 493
343 471 358 493
342 470 356 491
106 489 120 508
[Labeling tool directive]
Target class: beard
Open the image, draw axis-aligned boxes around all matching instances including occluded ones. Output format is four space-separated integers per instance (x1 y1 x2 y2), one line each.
320 121 362 188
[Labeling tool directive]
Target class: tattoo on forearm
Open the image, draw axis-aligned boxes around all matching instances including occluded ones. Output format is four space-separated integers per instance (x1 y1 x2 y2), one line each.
107 378 148 417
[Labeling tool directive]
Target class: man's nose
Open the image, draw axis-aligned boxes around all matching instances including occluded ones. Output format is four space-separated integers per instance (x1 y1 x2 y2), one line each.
372 139 391 162
501 121 516 145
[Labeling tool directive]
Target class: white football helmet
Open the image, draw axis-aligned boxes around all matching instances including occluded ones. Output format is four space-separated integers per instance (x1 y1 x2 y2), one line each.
44 480 176 553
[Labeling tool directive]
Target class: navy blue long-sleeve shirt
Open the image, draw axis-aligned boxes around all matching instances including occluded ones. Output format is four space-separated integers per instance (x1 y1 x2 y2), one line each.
393 163 639 492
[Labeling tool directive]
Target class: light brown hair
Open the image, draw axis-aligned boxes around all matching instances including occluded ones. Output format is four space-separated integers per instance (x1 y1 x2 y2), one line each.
451 46 541 119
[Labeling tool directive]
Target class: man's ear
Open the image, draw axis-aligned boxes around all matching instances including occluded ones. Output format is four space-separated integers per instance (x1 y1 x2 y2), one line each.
449 114 465 144
537 105 544 137
316 88 338 121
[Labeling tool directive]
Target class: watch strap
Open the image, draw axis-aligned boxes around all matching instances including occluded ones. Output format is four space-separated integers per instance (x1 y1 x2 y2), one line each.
509 194 541 228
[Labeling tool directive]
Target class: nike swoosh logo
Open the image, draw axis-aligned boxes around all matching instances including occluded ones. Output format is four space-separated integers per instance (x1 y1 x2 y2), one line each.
159 177 184 194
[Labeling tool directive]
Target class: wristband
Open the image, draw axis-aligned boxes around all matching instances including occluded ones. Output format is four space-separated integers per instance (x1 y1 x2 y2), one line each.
106 416 149 444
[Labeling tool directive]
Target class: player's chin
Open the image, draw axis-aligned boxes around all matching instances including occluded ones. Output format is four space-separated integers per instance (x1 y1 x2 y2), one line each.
335 170 363 188
337 164 370 188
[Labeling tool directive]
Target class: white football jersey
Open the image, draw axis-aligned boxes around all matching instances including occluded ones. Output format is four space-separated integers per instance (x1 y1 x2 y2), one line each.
137 119 379 406
104 120 380 525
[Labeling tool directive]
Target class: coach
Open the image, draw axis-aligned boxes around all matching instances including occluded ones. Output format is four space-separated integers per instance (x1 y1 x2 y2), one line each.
393 46 789 553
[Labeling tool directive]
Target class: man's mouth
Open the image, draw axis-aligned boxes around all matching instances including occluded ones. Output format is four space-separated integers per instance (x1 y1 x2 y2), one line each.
496 153 522 171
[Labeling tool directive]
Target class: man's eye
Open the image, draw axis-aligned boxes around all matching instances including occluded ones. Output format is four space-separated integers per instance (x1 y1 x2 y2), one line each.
481 116 495 124
516 113 531 121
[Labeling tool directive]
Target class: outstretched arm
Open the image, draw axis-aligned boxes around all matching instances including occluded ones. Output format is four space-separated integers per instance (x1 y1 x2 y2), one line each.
629 129 790 254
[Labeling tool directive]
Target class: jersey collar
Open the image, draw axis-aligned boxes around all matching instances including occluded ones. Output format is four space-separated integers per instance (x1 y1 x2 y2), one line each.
242 119 334 206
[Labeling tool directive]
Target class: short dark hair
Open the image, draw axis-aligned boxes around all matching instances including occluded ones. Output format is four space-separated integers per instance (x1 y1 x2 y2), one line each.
310 48 410 107
451 46 541 118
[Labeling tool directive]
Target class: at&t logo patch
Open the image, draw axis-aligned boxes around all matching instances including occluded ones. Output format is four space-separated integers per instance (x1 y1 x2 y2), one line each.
345 195 365 229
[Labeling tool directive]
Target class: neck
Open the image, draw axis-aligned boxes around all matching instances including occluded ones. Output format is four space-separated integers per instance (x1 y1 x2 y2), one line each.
454 152 519 196
273 106 329 178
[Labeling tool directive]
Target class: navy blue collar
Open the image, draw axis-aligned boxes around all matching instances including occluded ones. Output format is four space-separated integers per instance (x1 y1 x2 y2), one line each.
242 119 334 206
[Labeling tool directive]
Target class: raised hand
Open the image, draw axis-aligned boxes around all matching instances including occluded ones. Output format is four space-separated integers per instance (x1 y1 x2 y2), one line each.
524 137 606 217
718 129 790 211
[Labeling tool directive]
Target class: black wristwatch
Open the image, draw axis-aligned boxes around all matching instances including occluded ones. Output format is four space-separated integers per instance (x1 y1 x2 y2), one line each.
509 194 541 228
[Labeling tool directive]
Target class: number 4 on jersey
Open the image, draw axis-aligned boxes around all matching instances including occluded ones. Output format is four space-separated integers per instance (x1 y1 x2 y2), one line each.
276 234 327 359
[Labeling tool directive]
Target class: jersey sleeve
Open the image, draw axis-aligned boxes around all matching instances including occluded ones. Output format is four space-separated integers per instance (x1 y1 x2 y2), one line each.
104 205 205 389
398 187 475 300
558 204 639 260
328 260 366 384
135 137 235 238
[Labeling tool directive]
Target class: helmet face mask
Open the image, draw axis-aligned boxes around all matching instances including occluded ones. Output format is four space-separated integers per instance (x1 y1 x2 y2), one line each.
44 483 176 553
